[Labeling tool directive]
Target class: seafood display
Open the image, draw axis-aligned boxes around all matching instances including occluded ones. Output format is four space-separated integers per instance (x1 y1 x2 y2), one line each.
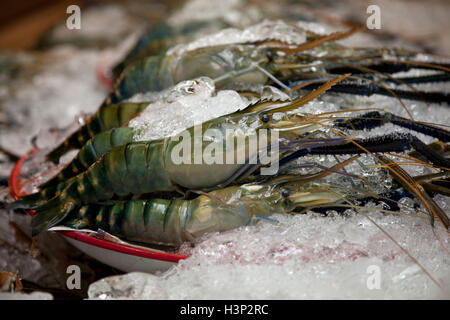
8 17 449 249
1 0 450 300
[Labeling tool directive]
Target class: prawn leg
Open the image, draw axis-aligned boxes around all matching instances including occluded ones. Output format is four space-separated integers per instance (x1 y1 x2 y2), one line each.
279 133 450 168
334 111 450 142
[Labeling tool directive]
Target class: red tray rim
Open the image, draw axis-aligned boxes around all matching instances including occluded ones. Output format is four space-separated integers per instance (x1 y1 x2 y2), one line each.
9 148 189 264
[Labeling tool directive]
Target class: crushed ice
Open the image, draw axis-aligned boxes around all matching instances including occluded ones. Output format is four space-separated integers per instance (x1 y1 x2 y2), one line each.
167 20 307 56
128 77 250 141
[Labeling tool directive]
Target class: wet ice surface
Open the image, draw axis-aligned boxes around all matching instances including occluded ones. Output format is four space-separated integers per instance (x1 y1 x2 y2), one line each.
42 5 145 48
167 20 307 56
0 47 108 156
0 291 53 300
168 0 257 29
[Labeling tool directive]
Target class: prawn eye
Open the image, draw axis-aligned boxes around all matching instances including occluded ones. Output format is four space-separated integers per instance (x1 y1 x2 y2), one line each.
261 114 270 123
282 190 290 198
